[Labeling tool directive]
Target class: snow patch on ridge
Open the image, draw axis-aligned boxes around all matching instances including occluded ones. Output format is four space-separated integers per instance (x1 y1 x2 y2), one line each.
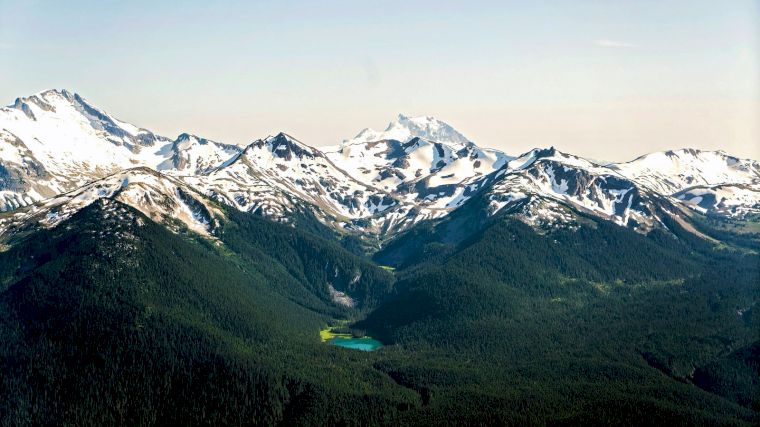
0 168 222 240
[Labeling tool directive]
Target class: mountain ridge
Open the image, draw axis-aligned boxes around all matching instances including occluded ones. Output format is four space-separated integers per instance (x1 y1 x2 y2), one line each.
1 88 758 244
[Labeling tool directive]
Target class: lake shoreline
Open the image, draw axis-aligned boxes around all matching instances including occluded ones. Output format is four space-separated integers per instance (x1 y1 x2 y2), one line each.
320 322 384 351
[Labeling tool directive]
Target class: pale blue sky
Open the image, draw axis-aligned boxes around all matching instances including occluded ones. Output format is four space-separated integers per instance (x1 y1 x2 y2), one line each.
0 1 757 160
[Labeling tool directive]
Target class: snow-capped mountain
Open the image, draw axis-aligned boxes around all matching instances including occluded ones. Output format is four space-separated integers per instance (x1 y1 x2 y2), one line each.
324 115 509 212
483 148 669 232
187 123 508 238
0 89 242 211
1 88 758 245
0 167 222 244
186 133 399 229
675 183 760 219
157 133 242 175
610 149 760 195
341 114 474 148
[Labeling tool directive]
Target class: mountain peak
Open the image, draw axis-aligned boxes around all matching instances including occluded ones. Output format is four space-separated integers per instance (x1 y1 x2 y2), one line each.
343 114 473 148
6 88 149 139
246 132 320 161
175 133 212 145
271 131 300 142
38 88 75 98
503 146 612 174
10 89 78 109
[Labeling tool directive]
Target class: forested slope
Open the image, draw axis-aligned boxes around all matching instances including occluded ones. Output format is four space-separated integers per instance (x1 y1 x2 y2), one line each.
0 200 415 426
360 208 760 425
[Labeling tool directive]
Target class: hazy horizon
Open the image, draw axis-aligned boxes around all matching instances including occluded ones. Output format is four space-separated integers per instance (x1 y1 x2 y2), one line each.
1 0 757 161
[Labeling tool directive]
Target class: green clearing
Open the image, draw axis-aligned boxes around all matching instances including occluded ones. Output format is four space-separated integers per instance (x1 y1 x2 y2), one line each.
319 321 352 342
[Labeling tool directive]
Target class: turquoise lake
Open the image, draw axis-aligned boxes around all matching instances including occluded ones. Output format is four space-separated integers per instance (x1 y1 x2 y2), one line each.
329 337 384 351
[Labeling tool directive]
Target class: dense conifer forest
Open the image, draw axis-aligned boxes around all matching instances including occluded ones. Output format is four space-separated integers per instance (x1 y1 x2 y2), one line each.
0 198 757 425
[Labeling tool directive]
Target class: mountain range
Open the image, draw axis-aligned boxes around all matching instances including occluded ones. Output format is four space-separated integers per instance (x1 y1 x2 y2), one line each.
0 89 758 425
1 89 758 246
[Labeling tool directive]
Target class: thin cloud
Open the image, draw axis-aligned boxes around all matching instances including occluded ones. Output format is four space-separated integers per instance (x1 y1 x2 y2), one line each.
594 39 639 48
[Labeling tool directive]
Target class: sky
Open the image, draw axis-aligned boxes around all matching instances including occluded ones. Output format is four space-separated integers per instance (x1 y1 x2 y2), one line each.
0 0 758 161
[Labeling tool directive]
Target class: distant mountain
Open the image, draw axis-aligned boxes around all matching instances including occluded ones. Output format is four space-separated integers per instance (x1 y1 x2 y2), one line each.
186 133 399 231
610 148 760 221
0 89 241 211
340 114 474 147
610 148 760 195
482 147 680 232
188 123 511 240
324 115 509 212
158 133 242 175
1 89 758 244
675 183 760 219
0 167 221 245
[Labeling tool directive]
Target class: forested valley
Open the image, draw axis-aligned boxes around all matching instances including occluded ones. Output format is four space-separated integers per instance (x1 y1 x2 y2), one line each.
0 197 757 426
